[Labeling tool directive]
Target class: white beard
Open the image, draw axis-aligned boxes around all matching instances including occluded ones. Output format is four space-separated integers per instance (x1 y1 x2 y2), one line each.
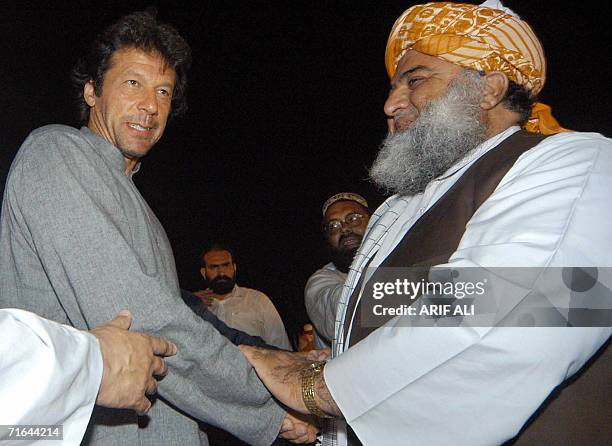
369 70 487 196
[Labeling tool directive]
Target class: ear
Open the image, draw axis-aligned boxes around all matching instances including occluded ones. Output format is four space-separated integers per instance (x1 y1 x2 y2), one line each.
199 267 206 278
480 71 509 110
84 80 97 107
232 263 237 276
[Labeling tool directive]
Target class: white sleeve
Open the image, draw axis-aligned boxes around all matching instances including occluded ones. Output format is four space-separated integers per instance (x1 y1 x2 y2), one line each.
304 267 345 342
325 133 612 445
259 294 293 351
0 309 103 445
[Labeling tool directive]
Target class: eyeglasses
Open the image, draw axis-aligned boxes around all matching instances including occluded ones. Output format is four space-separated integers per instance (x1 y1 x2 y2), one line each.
324 213 365 235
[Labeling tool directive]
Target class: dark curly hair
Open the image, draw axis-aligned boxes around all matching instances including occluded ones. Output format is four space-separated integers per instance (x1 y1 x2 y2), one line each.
501 80 535 127
71 9 191 125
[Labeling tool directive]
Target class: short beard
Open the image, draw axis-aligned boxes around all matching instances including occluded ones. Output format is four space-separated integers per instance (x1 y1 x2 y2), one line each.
328 245 358 274
369 70 487 196
209 275 236 295
327 240 359 274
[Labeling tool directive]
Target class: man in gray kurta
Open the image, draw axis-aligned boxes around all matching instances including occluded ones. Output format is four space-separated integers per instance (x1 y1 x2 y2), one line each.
0 10 314 446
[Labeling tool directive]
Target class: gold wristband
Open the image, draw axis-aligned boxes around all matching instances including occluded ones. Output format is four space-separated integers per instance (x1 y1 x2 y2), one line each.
300 361 332 418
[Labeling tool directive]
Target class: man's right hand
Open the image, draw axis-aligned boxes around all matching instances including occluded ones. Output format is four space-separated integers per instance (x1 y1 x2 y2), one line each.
192 289 216 307
280 412 319 444
90 310 178 414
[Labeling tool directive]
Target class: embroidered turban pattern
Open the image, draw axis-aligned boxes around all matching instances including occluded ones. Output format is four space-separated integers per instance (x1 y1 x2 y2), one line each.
385 2 569 134
385 2 545 95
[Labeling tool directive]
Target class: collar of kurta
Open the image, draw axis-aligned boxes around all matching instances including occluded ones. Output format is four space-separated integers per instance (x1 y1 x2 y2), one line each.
80 126 141 176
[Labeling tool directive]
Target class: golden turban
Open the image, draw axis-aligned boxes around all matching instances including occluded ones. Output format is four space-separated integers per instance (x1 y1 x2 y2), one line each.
385 1 569 134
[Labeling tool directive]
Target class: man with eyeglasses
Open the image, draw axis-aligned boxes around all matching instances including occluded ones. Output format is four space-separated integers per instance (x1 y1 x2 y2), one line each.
304 193 371 348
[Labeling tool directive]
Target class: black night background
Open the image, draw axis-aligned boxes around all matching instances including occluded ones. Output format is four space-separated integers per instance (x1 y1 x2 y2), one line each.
1 0 610 349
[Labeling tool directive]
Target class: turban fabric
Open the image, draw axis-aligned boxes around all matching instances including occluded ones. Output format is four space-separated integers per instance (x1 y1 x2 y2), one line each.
322 193 369 216
385 1 569 134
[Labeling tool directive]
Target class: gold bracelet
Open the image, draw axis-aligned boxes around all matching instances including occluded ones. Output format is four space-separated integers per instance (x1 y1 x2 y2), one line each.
300 361 332 418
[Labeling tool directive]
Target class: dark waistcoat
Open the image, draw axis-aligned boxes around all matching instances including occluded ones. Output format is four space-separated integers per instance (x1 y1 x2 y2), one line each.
342 130 610 445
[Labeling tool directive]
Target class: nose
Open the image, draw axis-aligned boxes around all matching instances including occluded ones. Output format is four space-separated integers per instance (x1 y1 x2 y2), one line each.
340 223 353 234
138 88 159 116
384 86 410 120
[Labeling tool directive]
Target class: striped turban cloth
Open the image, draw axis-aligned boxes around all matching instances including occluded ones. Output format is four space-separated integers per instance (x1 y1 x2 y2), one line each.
385 1 568 134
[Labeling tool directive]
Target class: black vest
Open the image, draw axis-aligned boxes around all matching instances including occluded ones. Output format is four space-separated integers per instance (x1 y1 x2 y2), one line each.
345 130 547 344
342 130 611 445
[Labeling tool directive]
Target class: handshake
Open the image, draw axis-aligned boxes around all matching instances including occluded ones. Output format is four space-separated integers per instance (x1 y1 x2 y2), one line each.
93 311 327 444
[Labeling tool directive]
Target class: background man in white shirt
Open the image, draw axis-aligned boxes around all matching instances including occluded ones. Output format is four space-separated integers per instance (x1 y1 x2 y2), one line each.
304 193 371 349
194 244 293 350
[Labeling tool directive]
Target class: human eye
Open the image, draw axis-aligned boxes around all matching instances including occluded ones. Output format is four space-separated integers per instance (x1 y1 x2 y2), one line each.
346 214 362 225
126 79 139 86
157 87 172 97
407 77 424 88
326 220 342 233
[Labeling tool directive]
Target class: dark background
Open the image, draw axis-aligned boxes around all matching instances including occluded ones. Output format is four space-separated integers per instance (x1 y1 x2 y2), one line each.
1 0 610 347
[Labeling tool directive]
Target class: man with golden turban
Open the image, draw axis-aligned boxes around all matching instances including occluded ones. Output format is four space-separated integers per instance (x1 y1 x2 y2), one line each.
239 1 611 445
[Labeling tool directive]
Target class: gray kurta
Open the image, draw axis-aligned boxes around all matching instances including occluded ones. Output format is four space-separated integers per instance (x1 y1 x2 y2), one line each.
0 125 285 445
